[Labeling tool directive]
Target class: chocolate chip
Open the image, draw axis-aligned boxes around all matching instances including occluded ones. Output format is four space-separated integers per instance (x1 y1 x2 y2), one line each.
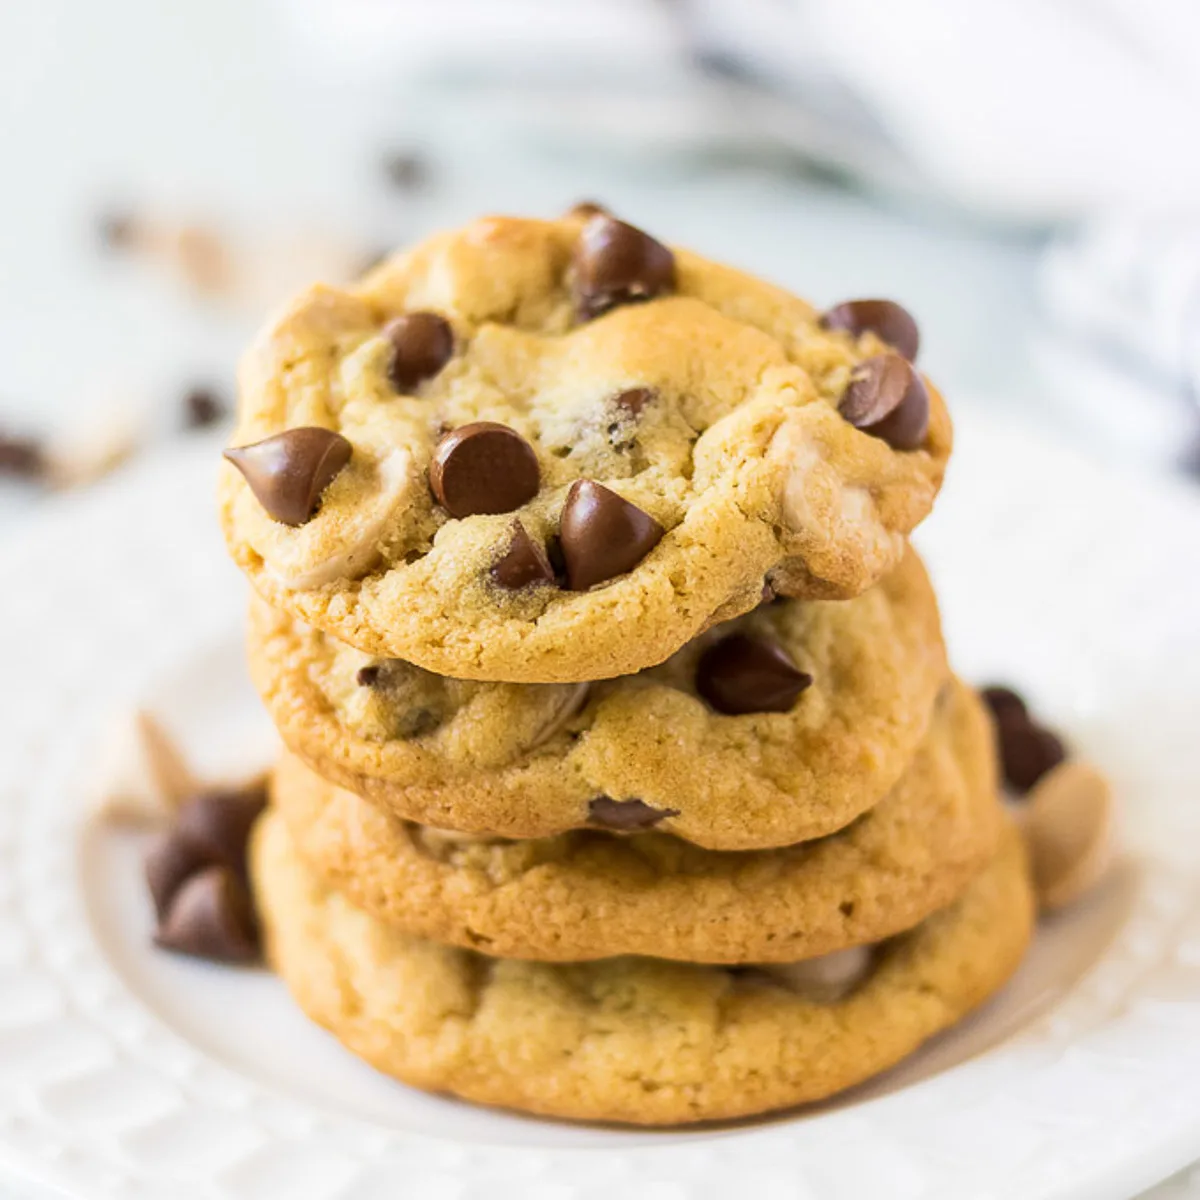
395 707 442 739
224 427 352 526
606 388 656 449
611 387 655 419
981 684 1028 727
573 215 675 320
0 433 47 479
838 354 929 451
696 633 813 715
491 521 556 590
173 786 267 883
97 209 137 250
559 480 664 590
145 831 216 922
183 386 227 429
384 312 454 392
154 866 260 964
565 200 609 219
821 299 920 362
544 533 567 580
588 796 679 831
1000 723 1067 794
356 664 381 687
381 149 430 191
980 683 1069 793
429 422 540 518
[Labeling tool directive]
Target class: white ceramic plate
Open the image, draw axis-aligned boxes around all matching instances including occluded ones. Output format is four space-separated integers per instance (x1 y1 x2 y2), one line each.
1 411 1199 1200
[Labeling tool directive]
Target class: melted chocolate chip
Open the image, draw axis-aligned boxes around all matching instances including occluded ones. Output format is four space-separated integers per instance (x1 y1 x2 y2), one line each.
384 312 454 392
224 427 352 526
154 866 260 964
491 521 556 590
611 387 655 419
838 354 929 451
607 388 656 449
429 422 540 518
573 215 675 320
696 634 813 715
588 796 679 831
559 480 664 590
821 299 920 362
356 664 381 687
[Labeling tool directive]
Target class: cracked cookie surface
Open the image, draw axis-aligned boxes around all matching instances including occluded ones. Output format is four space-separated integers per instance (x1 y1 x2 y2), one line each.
248 548 946 849
220 211 951 682
269 677 1001 962
252 815 1031 1125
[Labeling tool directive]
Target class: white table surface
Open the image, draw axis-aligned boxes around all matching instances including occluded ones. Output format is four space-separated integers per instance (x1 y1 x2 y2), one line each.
0 2 1195 1196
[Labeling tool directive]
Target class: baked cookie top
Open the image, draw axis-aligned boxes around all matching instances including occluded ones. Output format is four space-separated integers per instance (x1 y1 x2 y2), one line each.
253 815 1032 1125
220 208 952 682
248 547 947 849
269 677 1001 963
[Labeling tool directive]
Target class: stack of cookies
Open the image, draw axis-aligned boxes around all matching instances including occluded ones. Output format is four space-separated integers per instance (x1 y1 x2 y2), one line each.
218 207 1035 1125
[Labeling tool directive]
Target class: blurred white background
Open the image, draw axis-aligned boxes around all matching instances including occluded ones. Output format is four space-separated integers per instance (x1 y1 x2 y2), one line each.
4 0 1200 525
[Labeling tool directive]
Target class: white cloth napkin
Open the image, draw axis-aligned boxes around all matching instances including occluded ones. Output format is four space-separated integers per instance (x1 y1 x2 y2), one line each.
278 0 1200 216
276 0 1200 433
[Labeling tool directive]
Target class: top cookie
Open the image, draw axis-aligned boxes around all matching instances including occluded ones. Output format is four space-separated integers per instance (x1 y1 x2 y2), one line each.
220 207 952 682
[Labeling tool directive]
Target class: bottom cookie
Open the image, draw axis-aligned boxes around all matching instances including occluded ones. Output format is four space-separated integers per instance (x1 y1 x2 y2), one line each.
253 815 1034 1125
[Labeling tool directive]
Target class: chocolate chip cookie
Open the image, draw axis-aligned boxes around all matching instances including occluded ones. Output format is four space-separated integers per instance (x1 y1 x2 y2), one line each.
268 677 1001 963
251 813 1031 1125
247 547 946 850
220 209 952 682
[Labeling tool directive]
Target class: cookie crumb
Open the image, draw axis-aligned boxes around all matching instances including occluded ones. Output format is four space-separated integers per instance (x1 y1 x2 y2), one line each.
87 708 197 826
1019 760 1115 912
45 405 142 490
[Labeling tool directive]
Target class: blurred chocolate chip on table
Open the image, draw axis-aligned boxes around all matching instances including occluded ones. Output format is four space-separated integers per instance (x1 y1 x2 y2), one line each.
183 386 228 430
0 430 48 480
96 208 139 251
380 150 431 191
145 781 267 965
981 683 1068 793
154 865 260 964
